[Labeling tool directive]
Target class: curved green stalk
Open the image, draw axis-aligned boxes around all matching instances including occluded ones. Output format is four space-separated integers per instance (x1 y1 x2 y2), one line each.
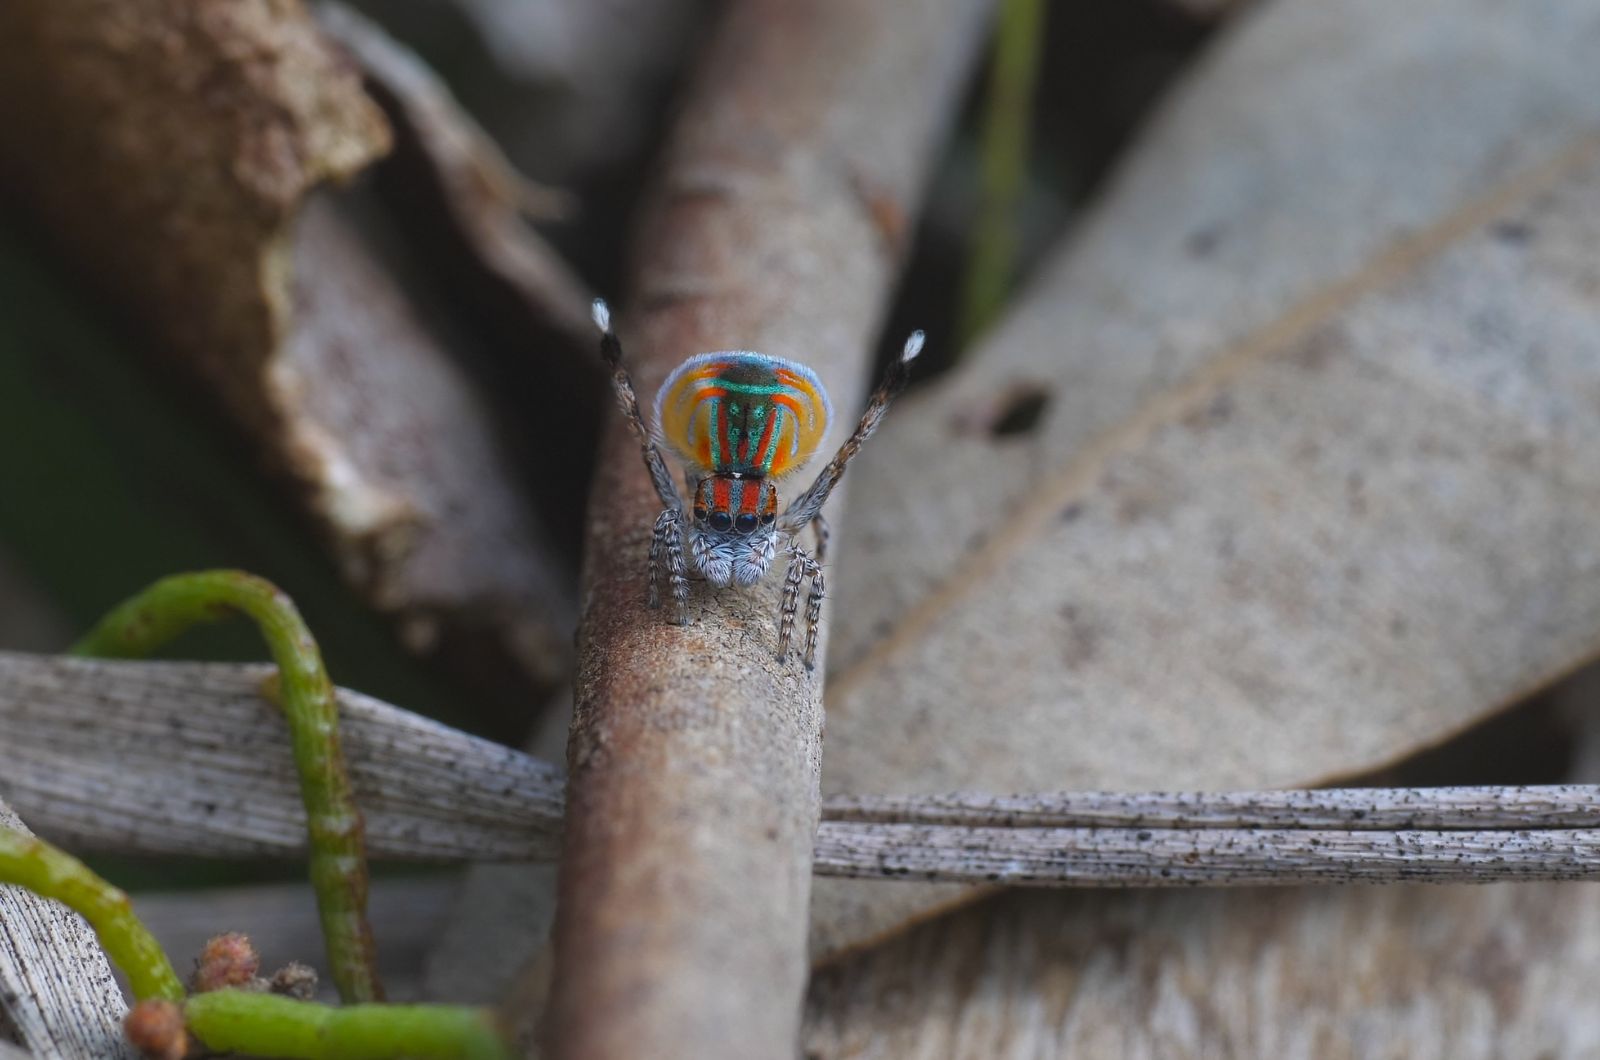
959 0 1047 347
3 828 509 1059
184 992 509 1060
0 828 183 1002
72 570 380 1003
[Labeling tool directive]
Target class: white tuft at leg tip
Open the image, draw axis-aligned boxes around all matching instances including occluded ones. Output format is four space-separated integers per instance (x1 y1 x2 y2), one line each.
902 330 926 362
591 298 612 333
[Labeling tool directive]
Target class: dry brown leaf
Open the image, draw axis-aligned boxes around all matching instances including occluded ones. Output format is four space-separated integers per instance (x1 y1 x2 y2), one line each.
802 649 1600 1056
814 0 1600 958
0 0 576 692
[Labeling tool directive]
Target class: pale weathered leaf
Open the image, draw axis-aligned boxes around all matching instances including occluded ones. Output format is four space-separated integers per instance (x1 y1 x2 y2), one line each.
0 799 134 1059
802 643 1600 1058
0 653 563 862
804 883 1600 1060
0 0 576 692
815 0 1600 957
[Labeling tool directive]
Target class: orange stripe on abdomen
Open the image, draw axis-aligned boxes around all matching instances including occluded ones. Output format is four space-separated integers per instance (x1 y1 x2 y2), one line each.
738 479 761 515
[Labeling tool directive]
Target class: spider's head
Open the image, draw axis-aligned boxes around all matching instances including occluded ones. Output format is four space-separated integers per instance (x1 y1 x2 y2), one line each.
689 473 779 587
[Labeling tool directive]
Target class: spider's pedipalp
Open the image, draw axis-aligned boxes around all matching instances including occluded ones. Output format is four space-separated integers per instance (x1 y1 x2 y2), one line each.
592 301 684 514
777 330 924 533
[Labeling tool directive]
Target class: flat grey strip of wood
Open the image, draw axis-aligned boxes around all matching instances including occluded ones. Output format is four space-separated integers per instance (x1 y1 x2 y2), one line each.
820 786 1600 830
813 822 1600 885
12 654 1600 886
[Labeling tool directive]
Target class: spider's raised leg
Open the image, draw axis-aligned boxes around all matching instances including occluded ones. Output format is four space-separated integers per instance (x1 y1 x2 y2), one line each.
592 300 685 516
593 300 692 618
778 330 924 534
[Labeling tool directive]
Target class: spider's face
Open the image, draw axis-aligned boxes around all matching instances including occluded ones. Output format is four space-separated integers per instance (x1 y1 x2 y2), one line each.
690 474 779 587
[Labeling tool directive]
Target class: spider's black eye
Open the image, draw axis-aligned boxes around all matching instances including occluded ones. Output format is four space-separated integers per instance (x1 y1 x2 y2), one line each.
735 513 759 534
693 508 708 523
709 512 733 532
761 512 775 525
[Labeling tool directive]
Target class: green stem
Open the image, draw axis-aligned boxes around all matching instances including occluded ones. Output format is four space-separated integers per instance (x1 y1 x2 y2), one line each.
184 992 509 1060
0 828 183 1002
1 828 509 1059
959 0 1047 347
72 570 381 1003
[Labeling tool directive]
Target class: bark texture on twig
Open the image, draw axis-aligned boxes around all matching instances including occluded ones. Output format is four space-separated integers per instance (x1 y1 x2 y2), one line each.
0 0 576 693
550 3 990 1056
0 799 134 1059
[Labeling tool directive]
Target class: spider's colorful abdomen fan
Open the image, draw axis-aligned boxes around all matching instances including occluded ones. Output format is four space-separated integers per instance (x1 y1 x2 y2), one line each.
654 352 832 478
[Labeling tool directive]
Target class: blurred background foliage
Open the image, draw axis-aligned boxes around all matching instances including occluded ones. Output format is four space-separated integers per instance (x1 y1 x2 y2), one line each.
0 0 1225 890
0 0 1219 716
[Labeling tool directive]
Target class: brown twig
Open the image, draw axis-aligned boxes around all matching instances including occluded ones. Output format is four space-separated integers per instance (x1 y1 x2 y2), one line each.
547 2 991 1056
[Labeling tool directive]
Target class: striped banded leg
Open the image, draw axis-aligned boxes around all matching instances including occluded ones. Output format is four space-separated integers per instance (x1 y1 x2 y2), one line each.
651 508 689 624
778 545 806 664
802 555 825 669
778 545 825 669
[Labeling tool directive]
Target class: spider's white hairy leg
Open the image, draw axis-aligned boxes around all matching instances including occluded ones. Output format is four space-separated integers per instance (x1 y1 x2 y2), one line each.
650 508 690 623
777 544 825 669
